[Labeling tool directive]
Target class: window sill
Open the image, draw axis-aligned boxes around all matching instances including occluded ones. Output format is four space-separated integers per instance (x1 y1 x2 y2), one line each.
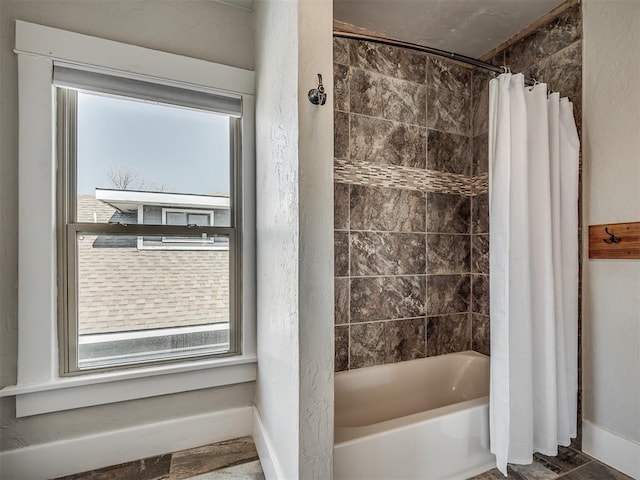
0 354 256 417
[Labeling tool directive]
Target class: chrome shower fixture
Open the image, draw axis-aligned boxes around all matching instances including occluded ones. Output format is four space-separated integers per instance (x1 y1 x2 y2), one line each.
308 73 327 105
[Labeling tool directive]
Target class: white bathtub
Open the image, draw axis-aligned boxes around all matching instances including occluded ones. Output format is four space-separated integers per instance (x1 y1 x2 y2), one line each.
334 351 496 480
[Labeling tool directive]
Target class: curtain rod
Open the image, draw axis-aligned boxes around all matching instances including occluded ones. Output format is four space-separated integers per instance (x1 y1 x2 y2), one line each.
334 31 535 83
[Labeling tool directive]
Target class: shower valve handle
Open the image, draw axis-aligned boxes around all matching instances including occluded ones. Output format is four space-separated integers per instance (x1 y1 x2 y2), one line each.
308 73 327 106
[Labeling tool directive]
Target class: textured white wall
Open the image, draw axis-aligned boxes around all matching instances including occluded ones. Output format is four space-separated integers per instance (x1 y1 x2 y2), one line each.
582 0 640 444
0 0 255 451
254 0 301 477
297 0 334 477
254 0 334 477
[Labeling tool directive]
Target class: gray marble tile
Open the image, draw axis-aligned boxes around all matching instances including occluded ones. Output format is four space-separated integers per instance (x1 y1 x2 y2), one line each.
427 57 471 94
426 313 471 356
186 460 264 480
380 75 427 126
472 234 489 274
350 322 386 369
333 37 349 65
533 446 592 475
385 318 426 363
427 87 471 135
472 73 490 136
472 274 489 315
510 462 558 480
334 183 349 230
427 130 471 175
350 184 425 232
334 63 349 112
350 232 426 276
426 274 470 315
467 466 529 480
472 193 489 234
427 234 471 274
426 192 471 234
350 68 383 118
334 111 349 160
472 314 490 356
557 461 631 480
56 455 171 480
350 275 425 322
334 231 349 277
335 277 349 325
335 325 349 372
473 133 488 176
350 114 426 168
350 39 426 84
170 438 257 480
530 42 582 102
505 4 582 72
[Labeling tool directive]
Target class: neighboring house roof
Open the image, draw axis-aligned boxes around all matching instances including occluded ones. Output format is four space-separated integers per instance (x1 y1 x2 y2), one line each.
77 195 229 335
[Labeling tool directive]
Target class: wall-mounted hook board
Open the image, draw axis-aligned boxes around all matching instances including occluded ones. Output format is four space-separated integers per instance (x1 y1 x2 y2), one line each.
589 221 640 259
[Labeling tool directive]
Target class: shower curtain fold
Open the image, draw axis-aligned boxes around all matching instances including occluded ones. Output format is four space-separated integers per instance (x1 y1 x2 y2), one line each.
488 73 579 476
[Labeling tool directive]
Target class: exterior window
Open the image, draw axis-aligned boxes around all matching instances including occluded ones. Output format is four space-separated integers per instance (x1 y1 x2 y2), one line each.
165 210 213 226
158 208 230 248
56 67 243 374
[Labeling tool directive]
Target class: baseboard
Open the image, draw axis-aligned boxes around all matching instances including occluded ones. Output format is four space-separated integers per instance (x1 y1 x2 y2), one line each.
253 406 286 480
0 406 253 480
582 420 640 479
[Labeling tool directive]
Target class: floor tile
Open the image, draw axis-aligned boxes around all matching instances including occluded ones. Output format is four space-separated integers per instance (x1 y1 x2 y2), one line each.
169 436 258 480
557 461 633 480
511 461 559 480
467 466 528 479
533 446 591 474
54 455 171 480
185 460 264 480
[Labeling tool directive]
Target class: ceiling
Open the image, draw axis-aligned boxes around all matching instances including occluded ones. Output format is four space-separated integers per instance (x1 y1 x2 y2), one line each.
333 0 566 57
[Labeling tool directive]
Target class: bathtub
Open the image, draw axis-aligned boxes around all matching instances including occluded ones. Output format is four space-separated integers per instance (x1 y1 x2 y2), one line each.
334 351 495 480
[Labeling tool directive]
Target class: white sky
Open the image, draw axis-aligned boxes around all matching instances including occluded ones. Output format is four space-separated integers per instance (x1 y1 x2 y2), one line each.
77 91 230 196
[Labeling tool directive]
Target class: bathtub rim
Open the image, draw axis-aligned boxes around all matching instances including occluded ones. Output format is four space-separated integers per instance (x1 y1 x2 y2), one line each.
334 350 489 384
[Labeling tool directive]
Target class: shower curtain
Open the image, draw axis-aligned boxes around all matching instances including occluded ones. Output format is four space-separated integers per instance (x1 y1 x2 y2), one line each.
488 73 580 475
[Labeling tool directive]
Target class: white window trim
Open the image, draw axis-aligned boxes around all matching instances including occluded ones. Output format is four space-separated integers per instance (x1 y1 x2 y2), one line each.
1 21 256 417
134 206 231 251
163 207 215 226
160 207 228 248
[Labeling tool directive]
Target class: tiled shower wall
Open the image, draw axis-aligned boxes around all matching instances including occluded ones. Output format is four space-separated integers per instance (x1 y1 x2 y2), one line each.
333 3 581 373
333 37 489 371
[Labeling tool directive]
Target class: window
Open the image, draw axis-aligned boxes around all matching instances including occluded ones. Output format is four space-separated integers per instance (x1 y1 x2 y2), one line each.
6 22 255 416
165 209 213 226
56 67 243 374
160 208 230 248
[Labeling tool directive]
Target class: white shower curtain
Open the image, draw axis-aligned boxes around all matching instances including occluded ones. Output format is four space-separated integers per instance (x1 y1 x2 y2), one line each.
488 73 580 475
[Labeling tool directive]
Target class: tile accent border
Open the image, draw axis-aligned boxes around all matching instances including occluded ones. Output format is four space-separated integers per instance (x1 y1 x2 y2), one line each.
335 159 488 196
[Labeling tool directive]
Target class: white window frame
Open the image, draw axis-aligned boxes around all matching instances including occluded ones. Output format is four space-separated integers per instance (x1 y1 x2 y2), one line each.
2 21 256 417
159 207 230 249
163 208 215 227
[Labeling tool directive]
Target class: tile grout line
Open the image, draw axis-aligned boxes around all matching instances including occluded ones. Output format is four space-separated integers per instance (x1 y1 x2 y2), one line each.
347 183 351 371
425 186 430 356
469 71 476 352
346 60 352 371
